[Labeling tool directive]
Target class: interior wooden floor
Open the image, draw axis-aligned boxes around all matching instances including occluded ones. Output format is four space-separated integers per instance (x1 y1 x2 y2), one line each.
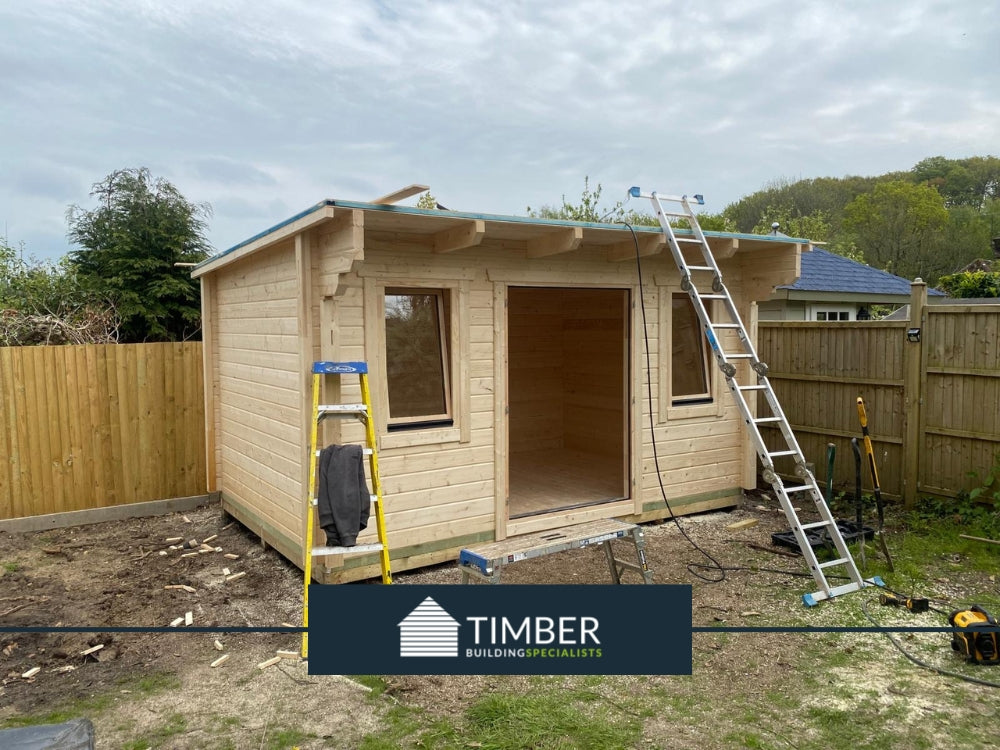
508 448 625 518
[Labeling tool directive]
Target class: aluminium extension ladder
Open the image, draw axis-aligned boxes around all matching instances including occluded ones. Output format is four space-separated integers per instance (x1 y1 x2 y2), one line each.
301 361 391 658
629 187 873 605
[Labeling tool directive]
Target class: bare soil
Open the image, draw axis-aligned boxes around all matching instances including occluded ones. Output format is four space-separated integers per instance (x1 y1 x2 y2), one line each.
0 494 994 748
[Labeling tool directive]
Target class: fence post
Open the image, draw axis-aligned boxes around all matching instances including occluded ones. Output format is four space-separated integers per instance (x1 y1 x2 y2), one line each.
901 279 927 507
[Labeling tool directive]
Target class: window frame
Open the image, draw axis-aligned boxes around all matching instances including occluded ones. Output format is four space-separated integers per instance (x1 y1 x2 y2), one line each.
383 287 453 428
659 289 723 421
364 277 468 450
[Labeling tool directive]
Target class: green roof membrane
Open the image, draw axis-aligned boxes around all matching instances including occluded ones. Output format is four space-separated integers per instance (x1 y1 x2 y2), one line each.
195 197 810 271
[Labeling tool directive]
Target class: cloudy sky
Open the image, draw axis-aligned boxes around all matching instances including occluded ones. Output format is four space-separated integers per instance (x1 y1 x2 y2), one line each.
2 1 997 261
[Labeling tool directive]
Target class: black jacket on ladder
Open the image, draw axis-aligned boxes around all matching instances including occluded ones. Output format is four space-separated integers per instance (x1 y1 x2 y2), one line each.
317 444 371 547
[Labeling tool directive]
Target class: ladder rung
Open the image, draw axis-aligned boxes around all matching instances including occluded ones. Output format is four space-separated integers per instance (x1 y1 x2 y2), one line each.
313 493 378 506
686 265 714 271
754 417 783 423
315 448 373 456
318 404 367 414
674 237 702 244
800 520 833 531
784 485 813 493
738 385 767 391
711 323 740 329
699 294 728 299
725 353 753 359
818 558 849 570
312 542 384 556
768 450 797 457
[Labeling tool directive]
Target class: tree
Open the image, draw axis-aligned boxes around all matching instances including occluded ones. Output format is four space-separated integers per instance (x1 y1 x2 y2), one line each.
416 191 439 210
66 168 212 342
937 270 1000 298
842 181 949 282
1 236 119 345
527 177 723 228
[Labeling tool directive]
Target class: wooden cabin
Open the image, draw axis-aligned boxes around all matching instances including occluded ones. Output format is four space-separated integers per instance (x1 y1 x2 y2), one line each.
193 197 805 582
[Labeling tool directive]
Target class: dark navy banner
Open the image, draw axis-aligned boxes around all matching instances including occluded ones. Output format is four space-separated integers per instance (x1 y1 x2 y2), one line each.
308 584 692 675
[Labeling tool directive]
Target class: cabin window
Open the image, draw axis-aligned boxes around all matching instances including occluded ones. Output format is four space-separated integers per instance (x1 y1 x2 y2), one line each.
384 288 452 427
671 293 712 404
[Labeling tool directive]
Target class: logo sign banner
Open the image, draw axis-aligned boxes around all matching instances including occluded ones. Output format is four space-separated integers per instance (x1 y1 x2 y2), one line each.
308 584 692 675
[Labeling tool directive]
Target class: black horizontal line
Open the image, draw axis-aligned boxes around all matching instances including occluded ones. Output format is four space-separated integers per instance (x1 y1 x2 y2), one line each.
4 626 991 635
693 626 984 633
0 627 305 634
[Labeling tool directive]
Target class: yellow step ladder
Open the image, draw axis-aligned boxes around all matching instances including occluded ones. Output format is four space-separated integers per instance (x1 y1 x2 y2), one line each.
301 361 391 658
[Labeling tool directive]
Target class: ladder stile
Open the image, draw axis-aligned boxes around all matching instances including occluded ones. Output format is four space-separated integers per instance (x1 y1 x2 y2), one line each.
632 186 867 604
302 361 392 659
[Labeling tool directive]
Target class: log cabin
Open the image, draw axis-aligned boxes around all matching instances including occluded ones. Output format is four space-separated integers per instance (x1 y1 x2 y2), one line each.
192 196 806 582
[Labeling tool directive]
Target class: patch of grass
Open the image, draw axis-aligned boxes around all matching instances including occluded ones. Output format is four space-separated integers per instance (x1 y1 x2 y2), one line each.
121 712 187 750
0 693 116 729
358 704 427 750
461 688 639 750
261 725 315 750
130 672 182 696
347 674 390 698
2 561 20 573
0 672 181 731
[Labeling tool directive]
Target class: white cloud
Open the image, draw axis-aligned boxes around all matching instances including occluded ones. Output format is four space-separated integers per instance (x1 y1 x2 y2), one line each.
0 0 997 258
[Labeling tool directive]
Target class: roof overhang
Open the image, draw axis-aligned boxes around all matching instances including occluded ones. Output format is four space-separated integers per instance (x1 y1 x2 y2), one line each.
193 199 809 278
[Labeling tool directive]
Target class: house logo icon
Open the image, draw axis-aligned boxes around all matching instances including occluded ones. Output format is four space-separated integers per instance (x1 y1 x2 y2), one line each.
398 596 460 657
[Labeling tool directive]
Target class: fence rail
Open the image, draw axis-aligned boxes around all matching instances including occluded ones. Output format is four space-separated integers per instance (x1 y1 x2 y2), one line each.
0 343 205 520
758 285 1000 504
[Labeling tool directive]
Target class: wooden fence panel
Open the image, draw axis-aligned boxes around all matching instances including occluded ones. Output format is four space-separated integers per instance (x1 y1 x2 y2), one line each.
757 321 907 498
759 298 1000 503
920 306 1000 497
0 343 206 520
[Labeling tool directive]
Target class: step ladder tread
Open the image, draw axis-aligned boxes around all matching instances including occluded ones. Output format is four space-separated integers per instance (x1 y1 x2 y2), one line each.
315 448 373 456
818 558 849 569
312 542 384 555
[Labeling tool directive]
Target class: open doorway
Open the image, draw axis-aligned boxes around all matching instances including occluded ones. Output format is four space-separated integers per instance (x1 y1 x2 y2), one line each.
507 287 629 518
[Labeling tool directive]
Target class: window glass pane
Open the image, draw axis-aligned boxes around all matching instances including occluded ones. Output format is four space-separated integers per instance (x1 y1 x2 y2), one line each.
816 312 827 321
385 291 448 419
672 294 709 400
839 312 849 320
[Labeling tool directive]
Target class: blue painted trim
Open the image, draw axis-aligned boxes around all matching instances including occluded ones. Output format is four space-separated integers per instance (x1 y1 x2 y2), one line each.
803 593 818 607
196 197 810 273
313 361 368 375
458 549 489 575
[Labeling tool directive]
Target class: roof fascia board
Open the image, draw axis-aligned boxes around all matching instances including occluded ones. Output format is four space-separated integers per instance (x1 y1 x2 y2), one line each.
193 202 335 278
193 197 810 278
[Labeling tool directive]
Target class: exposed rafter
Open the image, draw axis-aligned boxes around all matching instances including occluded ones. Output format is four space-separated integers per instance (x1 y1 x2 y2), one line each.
433 219 486 253
606 234 665 262
526 227 584 258
708 237 739 259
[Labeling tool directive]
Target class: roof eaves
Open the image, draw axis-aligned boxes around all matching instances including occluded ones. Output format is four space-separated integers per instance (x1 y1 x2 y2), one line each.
193 198 811 277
